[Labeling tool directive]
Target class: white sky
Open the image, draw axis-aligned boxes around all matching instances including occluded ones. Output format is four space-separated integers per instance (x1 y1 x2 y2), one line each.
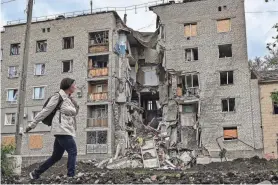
1 0 278 59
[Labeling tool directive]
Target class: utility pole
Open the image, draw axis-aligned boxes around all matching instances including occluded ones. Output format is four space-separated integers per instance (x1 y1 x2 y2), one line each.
90 0 93 14
15 0 34 155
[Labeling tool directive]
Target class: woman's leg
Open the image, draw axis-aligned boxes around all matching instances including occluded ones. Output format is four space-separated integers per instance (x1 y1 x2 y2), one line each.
56 135 77 177
31 137 65 178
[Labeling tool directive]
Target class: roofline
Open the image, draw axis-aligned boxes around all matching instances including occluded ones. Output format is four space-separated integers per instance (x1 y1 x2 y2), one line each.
149 0 205 10
4 11 121 28
259 79 278 84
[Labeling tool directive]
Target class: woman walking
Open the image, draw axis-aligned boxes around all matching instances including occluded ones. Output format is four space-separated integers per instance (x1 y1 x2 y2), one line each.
25 78 79 179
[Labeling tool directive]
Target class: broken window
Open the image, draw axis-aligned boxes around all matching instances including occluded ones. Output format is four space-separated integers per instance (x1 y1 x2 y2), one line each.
7 89 18 102
217 19 231 33
33 87 45 100
219 44 232 58
10 43 20 55
223 127 238 140
8 66 19 78
220 71 233 85
218 6 222 11
5 113 16 125
34 64 45 76
184 23 197 37
186 74 199 88
47 28 50 32
62 60 73 73
89 31 109 53
63 36 74 49
36 40 47 52
87 131 107 144
42 28 45 33
185 48 198 61
88 55 108 69
222 98 235 112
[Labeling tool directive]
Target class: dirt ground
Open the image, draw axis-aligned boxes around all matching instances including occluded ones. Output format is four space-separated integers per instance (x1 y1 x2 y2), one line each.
2 156 278 184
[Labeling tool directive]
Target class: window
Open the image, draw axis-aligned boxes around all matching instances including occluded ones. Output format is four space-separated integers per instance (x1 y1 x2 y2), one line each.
222 98 235 112
186 74 199 88
32 111 40 119
47 28 50 32
223 127 238 140
7 89 18 102
147 101 153 110
184 23 197 37
89 31 109 46
33 87 45 100
63 36 74 49
34 64 45 75
8 66 19 78
219 44 232 58
36 40 47 52
182 104 195 113
273 99 278 114
87 131 107 144
217 19 231 33
220 71 233 85
160 24 165 40
62 60 73 73
96 85 103 93
10 43 20 55
185 48 198 61
42 28 45 33
218 6 222 11
5 113 16 125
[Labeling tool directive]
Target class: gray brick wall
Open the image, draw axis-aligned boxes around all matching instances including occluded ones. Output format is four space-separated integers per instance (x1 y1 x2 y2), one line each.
151 0 263 157
1 12 118 156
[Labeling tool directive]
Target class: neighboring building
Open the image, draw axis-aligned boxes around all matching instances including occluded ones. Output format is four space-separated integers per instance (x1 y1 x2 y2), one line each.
1 0 265 166
149 0 263 159
1 12 124 161
258 70 278 159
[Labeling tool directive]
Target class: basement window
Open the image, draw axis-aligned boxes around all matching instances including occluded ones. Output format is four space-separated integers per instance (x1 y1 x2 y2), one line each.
220 71 233 85
10 43 20 55
222 98 235 112
63 36 74 49
219 44 232 58
185 48 198 61
62 60 73 73
184 23 197 37
36 40 47 52
223 127 238 140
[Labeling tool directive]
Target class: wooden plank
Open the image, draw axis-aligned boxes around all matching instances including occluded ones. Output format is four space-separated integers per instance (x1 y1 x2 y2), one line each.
29 135 43 149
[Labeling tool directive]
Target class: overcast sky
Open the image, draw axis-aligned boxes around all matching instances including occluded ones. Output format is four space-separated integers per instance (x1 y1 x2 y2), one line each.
1 0 277 59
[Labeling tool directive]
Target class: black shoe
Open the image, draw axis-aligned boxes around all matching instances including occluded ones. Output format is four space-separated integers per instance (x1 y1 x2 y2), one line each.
29 171 40 180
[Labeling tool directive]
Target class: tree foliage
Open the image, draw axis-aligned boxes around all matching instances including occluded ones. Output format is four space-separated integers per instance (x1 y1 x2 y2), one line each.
249 49 278 71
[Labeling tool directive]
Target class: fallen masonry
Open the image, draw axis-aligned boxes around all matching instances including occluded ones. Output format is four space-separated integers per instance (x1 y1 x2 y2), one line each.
2 157 278 184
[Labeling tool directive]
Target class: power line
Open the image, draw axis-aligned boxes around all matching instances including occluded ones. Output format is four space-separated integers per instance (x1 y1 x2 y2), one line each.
1 0 16 4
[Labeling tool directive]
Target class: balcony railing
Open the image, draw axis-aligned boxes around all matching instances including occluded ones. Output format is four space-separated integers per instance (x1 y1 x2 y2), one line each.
88 92 108 102
87 118 108 127
88 44 109 53
177 87 200 97
88 68 108 78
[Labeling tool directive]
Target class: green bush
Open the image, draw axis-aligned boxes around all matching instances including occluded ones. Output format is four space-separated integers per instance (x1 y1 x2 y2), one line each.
1 144 15 176
271 92 278 103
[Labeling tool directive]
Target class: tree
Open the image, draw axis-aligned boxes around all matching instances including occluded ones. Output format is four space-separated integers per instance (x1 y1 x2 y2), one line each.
265 1 278 51
249 49 278 71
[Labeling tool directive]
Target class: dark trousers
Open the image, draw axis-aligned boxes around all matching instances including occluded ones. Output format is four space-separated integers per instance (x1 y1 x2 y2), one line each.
34 135 77 177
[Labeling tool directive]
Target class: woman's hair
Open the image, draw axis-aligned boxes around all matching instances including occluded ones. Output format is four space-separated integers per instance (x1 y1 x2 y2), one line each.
60 78 75 90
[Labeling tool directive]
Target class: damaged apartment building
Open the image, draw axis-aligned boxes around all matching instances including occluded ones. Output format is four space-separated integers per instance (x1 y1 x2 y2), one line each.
1 0 264 168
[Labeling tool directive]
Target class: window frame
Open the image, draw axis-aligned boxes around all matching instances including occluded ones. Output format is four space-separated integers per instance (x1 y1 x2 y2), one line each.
86 130 108 145
63 36 74 49
62 60 73 73
217 18 231 33
185 73 199 88
218 44 233 58
223 127 238 141
221 98 236 112
6 88 18 102
10 43 20 55
36 40 47 52
34 63 46 76
184 22 197 37
33 86 46 100
4 113 16 126
273 100 278 115
185 48 199 62
220 71 234 86
8 66 19 78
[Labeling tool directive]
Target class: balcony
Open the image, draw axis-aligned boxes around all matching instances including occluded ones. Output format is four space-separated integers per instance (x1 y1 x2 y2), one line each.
177 87 200 98
88 68 108 78
88 92 108 102
88 31 109 54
